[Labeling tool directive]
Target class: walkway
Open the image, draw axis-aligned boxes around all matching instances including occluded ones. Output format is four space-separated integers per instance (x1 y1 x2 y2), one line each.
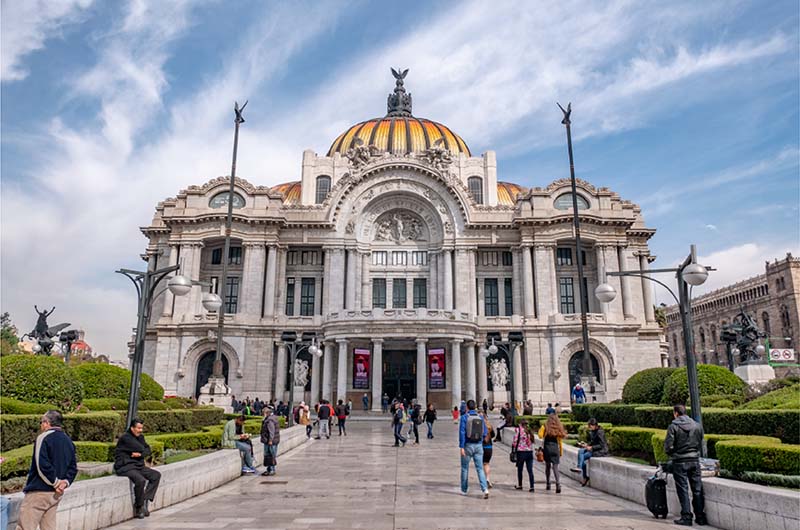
107 420 714 530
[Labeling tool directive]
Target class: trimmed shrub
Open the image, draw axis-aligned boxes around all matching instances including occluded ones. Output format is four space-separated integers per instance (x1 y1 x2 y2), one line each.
710 399 736 409
163 396 196 409
651 432 781 463
0 412 124 452
577 423 613 443
606 426 662 462
82 398 129 411
74 363 164 401
0 444 33 480
134 410 194 434
739 384 800 410
622 367 677 404
188 407 225 429
572 404 639 425
719 469 800 489
0 397 52 415
0 354 83 410
139 400 169 411
147 431 221 451
703 409 800 444
74 441 115 463
512 415 548 430
716 439 800 475
700 393 745 407
661 365 747 405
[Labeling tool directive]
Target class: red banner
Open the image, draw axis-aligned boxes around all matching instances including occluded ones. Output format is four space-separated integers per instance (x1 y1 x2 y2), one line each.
353 348 370 389
428 348 445 389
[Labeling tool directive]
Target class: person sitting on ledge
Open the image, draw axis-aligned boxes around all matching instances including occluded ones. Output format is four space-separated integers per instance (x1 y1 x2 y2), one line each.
222 415 257 474
570 417 608 487
114 418 161 519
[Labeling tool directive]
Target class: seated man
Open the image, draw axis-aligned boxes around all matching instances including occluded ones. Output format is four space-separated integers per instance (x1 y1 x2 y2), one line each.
222 415 256 474
114 418 161 519
570 417 608 486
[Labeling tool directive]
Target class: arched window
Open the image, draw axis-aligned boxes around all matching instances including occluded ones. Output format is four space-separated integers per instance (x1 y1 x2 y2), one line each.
315 175 331 204
710 325 717 350
568 351 602 386
699 327 706 350
780 305 791 330
762 312 771 334
468 176 483 204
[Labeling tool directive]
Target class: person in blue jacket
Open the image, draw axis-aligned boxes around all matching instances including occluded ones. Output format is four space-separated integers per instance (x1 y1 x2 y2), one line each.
459 399 489 499
571 383 587 404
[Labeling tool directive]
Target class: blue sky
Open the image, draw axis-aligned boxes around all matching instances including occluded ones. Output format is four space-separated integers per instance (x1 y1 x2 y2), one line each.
2 0 798 358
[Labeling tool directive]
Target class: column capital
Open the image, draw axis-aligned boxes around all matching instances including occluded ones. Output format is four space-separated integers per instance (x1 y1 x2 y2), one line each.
371 338 384 345
450 338 463 345
533 242 555 250
335 338 349 345
242 241 266 248
415 338 428 344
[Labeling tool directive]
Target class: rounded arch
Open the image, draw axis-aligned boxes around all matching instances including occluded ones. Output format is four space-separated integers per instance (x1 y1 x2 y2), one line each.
181 338 241 397
558 337 617 385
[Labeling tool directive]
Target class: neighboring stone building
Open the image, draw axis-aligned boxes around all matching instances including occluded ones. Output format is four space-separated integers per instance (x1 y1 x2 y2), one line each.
138 72 662 410
664 253 800 374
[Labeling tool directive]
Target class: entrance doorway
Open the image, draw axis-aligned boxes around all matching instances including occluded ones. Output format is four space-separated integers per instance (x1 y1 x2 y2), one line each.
195 351 229 397
382 350 416 401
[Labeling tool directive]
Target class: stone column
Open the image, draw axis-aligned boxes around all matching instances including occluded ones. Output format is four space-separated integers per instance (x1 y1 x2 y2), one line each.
640 254 656 323
602 245 624 318
477 346 488 406
416 338 427 405
618 246 633 318
443 250 454 310
533 245 556 316
240 243 266 319
512 342 524 406
322 342 333 400
596 245 608 317
450 339 462 408
476 279 485 316
354 251 362 311
330 249 346 313
465 342 476 402
161 243 179 317
454 249 470 311
361 252 371 309
275 343 288 402
336 339 348 404
371 338 383 411
345 249 357 310
310 351 321 405
262 245 278 317
547 246 558 314
275 247 287 316
521 245 535 317
178 242 204 318
468 249 477 316
430 252 439 309
511 247 522 316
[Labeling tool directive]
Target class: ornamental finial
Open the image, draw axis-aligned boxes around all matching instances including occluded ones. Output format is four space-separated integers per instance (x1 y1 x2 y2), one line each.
387 68 412 117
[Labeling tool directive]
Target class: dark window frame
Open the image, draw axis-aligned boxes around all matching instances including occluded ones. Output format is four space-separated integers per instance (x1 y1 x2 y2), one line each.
372 278 387 308
484 278 499 316
559 277 575 314
413 278 427 308
300 278 315 316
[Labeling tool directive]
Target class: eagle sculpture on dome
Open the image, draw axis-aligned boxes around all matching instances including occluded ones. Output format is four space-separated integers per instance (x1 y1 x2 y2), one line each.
387 68 412 117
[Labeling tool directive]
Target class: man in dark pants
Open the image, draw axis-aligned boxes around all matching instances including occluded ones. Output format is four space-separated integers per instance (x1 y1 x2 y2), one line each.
114 419 161 519
664 405 707 526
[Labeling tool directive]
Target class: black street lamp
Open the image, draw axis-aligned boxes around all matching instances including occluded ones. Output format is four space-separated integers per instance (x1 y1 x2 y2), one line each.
117 262 222 428
595 244 712 437
280 331 321 427
479 332 524 412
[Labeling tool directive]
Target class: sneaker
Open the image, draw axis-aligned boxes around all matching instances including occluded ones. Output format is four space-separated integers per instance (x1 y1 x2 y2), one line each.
487 480 493 489
460 489 468 496
483 490 489 499
569 467 581 473
695 517 707 526
673 518 693 526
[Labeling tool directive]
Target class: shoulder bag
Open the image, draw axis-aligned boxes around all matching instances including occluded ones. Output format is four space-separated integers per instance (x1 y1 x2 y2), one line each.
509 430 519 463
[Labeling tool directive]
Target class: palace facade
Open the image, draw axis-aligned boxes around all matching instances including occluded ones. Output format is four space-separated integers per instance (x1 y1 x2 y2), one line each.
139 73 662 410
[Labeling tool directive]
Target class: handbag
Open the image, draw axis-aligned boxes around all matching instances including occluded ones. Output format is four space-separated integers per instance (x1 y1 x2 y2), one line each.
535 447 545 463
509 432 519 463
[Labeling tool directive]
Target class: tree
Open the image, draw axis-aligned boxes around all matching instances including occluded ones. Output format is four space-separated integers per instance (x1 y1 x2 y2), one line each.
654 304 667 329
1 312 25 356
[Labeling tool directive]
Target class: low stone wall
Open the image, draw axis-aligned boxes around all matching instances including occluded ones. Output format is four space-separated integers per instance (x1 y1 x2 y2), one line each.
5 424 307 530
499 433 798 530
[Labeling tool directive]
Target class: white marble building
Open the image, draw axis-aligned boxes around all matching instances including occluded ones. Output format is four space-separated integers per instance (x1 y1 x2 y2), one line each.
139 73 662 410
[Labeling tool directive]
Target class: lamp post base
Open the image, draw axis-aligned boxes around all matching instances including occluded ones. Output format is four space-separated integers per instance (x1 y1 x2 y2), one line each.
734 363 775 385
197 376 233 412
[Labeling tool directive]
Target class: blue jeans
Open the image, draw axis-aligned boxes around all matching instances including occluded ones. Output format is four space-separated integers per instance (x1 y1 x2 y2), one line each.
263 443 279 472
393 423 407 445
577 448 592 479
235 440 254 469
426 421 434 438
461 443 488 493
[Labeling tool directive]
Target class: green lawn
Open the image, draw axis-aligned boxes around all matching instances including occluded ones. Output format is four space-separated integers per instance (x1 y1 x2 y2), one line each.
164 449 214 464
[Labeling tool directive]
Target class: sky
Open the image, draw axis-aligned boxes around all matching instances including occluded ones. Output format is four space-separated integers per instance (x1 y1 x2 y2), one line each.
1 0 798 360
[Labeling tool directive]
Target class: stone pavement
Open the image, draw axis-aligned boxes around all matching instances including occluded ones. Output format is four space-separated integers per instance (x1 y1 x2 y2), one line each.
107 420 716 530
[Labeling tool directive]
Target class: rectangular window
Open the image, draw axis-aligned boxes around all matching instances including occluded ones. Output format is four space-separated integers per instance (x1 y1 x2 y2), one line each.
504 278 513 316
481 251 499 266
224 277 240 313
372 251 387 266
211 248 222 265
411 251 428 265
484 278 499 316
287 251 298 265
285 278 295 316
372 278 387 308
559 277 575 314
413 278 427 308
392 251 407 266
300 251 318 265
581 250 588 266
392 279 407 308
228 246 242 265
501 251 513 266
300 278 315 316
556 248 573 266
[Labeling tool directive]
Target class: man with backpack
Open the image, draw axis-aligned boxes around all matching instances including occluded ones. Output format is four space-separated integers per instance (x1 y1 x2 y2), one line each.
316 399 332 439
459 399 489 499
335 399 349 436
392 403 407 447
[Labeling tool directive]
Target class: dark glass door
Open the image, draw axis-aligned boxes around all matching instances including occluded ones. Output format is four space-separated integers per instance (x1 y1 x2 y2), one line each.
382 350 416 401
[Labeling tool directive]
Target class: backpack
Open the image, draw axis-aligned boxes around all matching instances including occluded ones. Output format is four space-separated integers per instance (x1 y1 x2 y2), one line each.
400 410 408 424
465 414 484 443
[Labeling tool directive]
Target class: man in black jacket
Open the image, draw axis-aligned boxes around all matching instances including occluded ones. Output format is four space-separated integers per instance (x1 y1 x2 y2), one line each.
17 410 77 530
664 405 707 526
114 419 161 519
570 418 608 486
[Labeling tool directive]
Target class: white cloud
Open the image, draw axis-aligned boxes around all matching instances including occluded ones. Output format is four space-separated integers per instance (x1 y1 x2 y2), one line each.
0 0 94 82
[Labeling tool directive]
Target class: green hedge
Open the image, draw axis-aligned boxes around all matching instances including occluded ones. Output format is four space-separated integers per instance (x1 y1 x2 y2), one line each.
0 412 124 452
577 423 613 443
572 404 640 425
0 355 84 410
0 397 52 415
662 365 747 405
719 469 800 489
606 426 662 461
702 409 799 444
82 398 129 411
140 400 169 410
739 385 800 410
651 432 781 463
188 407 225 429
74 363 164 401
134 410 193 433
163 396 196 409
0 445 33 480
700 393 746 408
716 439 800 475
148 431 221 451
622 367 677 404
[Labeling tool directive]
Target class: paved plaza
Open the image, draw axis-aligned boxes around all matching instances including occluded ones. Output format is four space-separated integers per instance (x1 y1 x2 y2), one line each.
107 421 716 530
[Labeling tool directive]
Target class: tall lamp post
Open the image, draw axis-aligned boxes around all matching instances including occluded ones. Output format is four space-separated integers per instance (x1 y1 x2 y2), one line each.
117 262 222 428
595 245 711 434
280 331 321 427
480 332 524 412
557 102 592 383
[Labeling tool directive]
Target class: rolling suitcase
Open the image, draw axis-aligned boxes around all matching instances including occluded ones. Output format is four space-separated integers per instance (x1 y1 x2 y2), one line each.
645 471 669 519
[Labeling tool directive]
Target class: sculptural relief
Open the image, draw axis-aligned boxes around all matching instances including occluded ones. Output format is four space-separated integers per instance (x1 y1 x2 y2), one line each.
374 211 425 243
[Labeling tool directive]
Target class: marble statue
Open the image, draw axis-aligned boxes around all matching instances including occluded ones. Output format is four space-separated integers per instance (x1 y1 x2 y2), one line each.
489 358 509 389
294 358 309 387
